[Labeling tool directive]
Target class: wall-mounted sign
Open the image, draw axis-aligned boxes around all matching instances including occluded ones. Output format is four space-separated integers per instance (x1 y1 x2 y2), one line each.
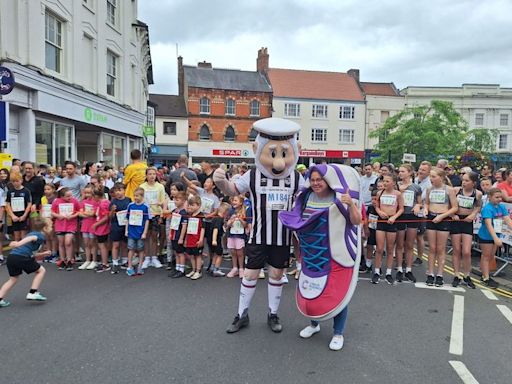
0 67 15 95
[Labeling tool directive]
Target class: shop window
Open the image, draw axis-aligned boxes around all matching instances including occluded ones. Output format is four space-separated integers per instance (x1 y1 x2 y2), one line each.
199 124 211 141
36 120 53 165
224 126 235 142
36 120 74 166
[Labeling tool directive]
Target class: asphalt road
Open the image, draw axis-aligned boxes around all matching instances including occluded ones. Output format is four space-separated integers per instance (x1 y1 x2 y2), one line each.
1 262 511 384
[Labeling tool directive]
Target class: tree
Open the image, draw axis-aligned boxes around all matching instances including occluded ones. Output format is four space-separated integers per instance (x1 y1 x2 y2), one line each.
369 100 496 165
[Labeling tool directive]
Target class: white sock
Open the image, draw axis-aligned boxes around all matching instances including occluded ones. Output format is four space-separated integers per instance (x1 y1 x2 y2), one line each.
374 268 380 275
113 259 119 266
268 278 284 314
397 266 403 273
406 267 412 273
121 257 127 264
238 278 257 317
366 259 372 268
386 268 392 276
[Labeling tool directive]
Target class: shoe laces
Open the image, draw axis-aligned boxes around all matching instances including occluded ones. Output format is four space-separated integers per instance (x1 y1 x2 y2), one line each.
298 217 329 272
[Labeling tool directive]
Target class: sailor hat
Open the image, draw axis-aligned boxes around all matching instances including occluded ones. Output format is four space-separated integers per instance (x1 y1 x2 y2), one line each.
252 118 300 140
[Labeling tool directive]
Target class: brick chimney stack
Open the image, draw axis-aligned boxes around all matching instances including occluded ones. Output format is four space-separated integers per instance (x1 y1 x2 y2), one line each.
178 56 184 95
198 61 212 69
347 68 360 83
257 47 269 73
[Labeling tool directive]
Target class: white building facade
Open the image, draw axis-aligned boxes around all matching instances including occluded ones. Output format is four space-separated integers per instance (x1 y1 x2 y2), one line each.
0 0 152 167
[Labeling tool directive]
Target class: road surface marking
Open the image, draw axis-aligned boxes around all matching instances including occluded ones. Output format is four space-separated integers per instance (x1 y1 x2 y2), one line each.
449 361 479 384
496 305 512 325
449 295 464 356
414 282 466 292
480 289 499 301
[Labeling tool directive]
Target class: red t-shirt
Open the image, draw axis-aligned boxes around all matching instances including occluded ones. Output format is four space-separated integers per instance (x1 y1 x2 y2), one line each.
52 197 81 233
80 199 98 234
184 213 205 248
497 182 512 197
94 199 111 236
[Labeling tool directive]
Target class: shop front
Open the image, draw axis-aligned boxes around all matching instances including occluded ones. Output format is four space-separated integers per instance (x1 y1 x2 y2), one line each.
148 144 188 167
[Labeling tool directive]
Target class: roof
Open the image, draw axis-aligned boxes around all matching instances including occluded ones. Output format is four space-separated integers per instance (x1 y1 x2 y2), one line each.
267 68 364 101
360 82 401 97
184 66 271 93
149 94 187 117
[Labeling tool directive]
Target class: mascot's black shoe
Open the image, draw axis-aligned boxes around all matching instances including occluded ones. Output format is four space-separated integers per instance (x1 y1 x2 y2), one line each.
226 313 249 333
267 313 283 333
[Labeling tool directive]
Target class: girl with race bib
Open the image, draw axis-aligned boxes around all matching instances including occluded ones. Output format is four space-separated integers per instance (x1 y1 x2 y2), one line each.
226 195 248 278
78 185 98 271
450 172 482 288
424 168 458 287
183 194 206 280
40 183 58 262
373 174 404 285
396 164 422 283
478 188 512 289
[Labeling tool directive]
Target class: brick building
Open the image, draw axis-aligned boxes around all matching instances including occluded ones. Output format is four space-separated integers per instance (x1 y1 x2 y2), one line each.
178 57 272 164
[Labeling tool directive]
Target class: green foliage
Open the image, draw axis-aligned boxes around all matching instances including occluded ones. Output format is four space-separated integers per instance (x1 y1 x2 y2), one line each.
369 100 496 165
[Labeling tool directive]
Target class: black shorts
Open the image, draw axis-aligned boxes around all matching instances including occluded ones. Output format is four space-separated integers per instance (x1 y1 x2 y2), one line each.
426 214 451 232
7 255 41 277
203 221 213 241
478 238 495 244
417 219 427 235
244 243 291 270
376 220 398 233
96 234 109 243
367 228 376 246
397 213 419 230
110 229 127 242
11 219 29 232
171 240 185 254
450 215 474 235
185 247 203 256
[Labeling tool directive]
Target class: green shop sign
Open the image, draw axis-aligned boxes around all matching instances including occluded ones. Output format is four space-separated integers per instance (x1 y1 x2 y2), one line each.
84 108 108 123
143 125 155 136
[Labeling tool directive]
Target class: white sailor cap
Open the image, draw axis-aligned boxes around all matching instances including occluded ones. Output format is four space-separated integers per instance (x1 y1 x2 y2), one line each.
252 118 301 140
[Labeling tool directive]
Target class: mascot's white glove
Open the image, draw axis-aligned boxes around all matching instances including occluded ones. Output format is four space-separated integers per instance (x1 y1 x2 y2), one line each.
213 168 238 196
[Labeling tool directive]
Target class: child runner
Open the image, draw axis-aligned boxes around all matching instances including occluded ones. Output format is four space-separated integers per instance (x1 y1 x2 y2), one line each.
5 172 32 241
362 190 378 273
92 188 111 272
78 185 98 270
480 177 493 207
478 188 512 289
0 217 53 307
424 168 458 287
210 202 231 277
168 191 188 278
109 183 131 274
373 174 404 285
184 194 205 280
450 172 482 288
52 187 80 271
225 195 248 278
163 181 185 270
40 183 58 262
125 188 150 276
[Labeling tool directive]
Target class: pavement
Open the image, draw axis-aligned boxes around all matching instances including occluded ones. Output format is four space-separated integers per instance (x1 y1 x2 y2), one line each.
1 260 511 384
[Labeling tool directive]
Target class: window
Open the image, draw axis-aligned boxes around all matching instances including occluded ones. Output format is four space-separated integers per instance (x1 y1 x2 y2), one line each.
200 97 210 114
499 134 508 150
339 129 355 144
199 124 211 141
36 120 74 166
225 99 236 115
250 100 260 116
146 106 155 128
475 113 484 126
163 122 177 135
224 126 235 142
45 11 62 73
248 128 258 142
339 106 355 120
380 110 390 123
311 128 327 142
500 114 509 126
312 104 328 118
107 0 117 26
284 103 300 117
106 50 117 96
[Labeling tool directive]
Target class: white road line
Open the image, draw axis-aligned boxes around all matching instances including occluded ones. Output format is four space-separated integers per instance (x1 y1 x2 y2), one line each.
481 289 499 301
415 282 466 292
449 361 479 384
449 295 464 356
496 305 512 325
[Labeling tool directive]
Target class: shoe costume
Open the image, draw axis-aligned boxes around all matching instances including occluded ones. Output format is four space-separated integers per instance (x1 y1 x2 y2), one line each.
279 164 361 321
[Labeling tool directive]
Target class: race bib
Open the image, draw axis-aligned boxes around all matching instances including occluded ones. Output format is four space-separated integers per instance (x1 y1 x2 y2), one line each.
457 195 474 209
201 197 214 214
368 213 378 230
59 203 74 217
168 200 176 212
430 190 446 204
144 190 158 205
84 203 95 214
403 190 415 208
41 204 52 218
258 186 291 211
494 218 503 234
170 213 182 230
116 210 128 226
380 194 397 206
230 219 244 235
187 217 200 235
128 210 143 226
11 197 25 212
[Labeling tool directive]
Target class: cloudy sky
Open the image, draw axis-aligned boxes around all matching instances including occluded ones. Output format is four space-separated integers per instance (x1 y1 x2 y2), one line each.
139 0 512 95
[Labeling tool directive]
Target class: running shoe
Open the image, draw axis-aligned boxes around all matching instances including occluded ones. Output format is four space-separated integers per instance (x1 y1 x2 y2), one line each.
329 335 345 351
385 274 394 285
226 268 238 278
267 313 282 333
141 257 150 269
96 264 111 273
190 271 202 280
483 278 499 289
405 271 416 283
110 265 120 274
413 258 423 266
126 267 136 277
299 324 320 338
137 266 145 275
185 270 195 278
371 273 380 284
280 274 289 284
435 276 444 287
170 270 185 278
463 276 476 289
426 275 435 286
57 260 66 270
359 263 367 272
226 312 249 333
66 262 74 271
26 292 47 301
0 299 11 307
86 261 97 270
452 276 461 288
395 271 403 283
213 269 226 277
78 261 90 270
151 256 163 269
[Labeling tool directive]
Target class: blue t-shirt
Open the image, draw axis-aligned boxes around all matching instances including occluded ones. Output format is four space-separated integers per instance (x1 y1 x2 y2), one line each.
110 197 132 232
478 202 509 241
10 231 46 258
126 202 150 240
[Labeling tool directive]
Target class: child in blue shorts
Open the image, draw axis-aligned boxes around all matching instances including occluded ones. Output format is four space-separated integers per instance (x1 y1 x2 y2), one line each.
125 188 150 276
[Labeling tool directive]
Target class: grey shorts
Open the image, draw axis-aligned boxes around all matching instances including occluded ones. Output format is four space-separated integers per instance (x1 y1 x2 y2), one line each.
82 232 96 239
128 238 145 251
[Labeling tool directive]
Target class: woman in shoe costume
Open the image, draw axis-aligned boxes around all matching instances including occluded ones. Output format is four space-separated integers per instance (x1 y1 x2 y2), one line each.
279 164 362 350
213 118 305 334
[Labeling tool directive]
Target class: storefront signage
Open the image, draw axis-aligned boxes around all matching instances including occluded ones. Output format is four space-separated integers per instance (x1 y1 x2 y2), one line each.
300 149 365 159
0 66 15 95
0 101 8 141
143 125 155 136
300 150 326 157
212 149 251 157
84 107 108 123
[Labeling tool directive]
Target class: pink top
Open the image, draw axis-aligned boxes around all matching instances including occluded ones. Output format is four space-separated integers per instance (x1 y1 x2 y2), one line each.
94 199 111 236
52 197 81 233
80 198 98 233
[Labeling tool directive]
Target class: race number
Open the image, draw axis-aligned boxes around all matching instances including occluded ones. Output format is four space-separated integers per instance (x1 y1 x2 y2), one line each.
403 190 415 208
368 214 378 230
429 190 446 204
230 219 244 235
170 213 182 230
116 210 128 226
380 194 397 206
59 203 74 217
457 195 474 209
128 210 143 226
187 217 200 234
11 197 25 212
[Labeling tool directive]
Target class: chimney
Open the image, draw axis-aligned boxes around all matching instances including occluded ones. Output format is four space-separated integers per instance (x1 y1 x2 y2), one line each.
257 47 269 73
178 56 184 96
198 61 212 69
347 68 360 83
